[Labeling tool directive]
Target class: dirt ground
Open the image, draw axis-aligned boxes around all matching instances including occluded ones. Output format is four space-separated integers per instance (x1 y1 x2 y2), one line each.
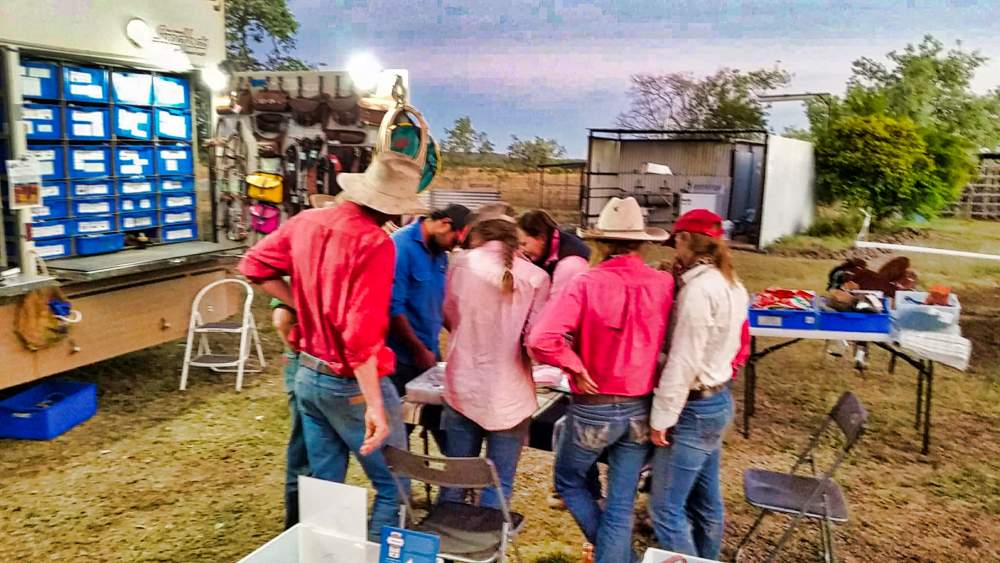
2 221 1000 562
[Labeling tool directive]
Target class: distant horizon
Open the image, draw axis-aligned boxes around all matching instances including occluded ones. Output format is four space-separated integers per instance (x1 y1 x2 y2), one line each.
288 0 1000 157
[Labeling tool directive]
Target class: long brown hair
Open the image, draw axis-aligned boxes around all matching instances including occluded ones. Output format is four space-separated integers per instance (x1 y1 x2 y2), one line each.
516 209 559 239
683 232 737 284
470 218 518 294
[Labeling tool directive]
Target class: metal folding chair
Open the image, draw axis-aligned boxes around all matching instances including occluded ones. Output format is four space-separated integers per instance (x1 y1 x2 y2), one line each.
383 446 524 563
735 391 869 563
179 278 265 392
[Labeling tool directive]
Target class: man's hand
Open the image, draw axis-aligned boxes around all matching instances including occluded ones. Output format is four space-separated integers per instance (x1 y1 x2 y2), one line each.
571 368 599 395
651 426 673 447
413 347 437 372
360 405 390 456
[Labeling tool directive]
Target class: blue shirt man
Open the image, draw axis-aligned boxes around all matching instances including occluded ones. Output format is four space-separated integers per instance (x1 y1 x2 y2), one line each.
387 204 471 397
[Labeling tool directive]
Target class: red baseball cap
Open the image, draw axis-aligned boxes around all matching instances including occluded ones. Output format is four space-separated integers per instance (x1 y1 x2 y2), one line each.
667 209 724 246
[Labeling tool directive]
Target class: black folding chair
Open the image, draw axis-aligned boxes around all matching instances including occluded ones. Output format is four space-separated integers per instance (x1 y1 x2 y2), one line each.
383 446 524 563
735 391 868 563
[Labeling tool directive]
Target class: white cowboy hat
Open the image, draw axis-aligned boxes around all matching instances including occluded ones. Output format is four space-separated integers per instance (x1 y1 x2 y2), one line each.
578 196 669 242
336 151 427 216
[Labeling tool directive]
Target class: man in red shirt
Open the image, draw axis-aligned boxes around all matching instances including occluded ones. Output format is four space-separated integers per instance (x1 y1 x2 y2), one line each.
239 152 425 540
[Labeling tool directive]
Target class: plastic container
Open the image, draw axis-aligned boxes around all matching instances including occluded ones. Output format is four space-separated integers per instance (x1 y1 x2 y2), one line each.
159 177 195 193
153 75 190 109
75 232 125 255
71 180 114 198
30 219 72 240
72 197 116 216
118 194 156 212
31 198 69 220
156 144 193 175
19 59 60 100
30 237 72 260
162 222 198 243
68 145 111 178
117 178 156 196
893 291 962 332
111 71 153 105
115 146 155 177
817 297 892 334
160 192 195 210
72 214 116 235
23 102 62 140
62 64 108 103
67 105 110 140
160 207 196 226
154 108 192 140
121 210 159 231
25 145 65 180
0 380 97 440
113 106 154 140
40 180 68 200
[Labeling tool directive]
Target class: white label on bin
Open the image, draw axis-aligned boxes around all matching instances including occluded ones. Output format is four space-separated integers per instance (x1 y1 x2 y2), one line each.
41 185 61 197
21 76 42 97
113 73 152 103
167 228 193 240
32 206 52 217
71 111 105 137
120 164 143 176
155 79 186 106
119 150 140 161
70 84 103 99
166 212 191 223
29 67 52 79
165 161 178 171
39 161 55 176
30 150 55 160
69 70 92 84
125 216 153 228
38 124 54 133
122 182 151 194
756 316 783 328
26 122 34 134
78 202 110 214
78 220 111 233
37 244 65 258
24 109 53 120
158 111 188 138
73 123 94 137
167 196 193 207
161 150 188 160
162 180 182 191
33 224 66 238
77 184 110 196
74 150 104 162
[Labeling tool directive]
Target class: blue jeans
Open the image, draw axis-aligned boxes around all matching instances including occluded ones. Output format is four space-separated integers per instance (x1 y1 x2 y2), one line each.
439 404 527 510
649 389 734 560
295 366 409 542
283 352 311 530
555 398 652 563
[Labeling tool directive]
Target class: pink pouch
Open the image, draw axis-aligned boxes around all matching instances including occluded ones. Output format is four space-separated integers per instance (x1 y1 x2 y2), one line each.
251 203 281 234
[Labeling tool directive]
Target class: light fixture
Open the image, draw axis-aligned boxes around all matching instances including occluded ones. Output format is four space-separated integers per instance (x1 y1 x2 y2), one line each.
201 64 229 92
346 52 382 93
125 18 153 48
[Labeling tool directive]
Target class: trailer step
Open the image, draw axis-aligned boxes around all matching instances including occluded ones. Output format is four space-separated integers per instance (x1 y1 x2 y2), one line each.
194 322 244 333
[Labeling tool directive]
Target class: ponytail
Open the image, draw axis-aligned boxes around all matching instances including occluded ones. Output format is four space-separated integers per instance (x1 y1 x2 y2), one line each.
469 218 518 295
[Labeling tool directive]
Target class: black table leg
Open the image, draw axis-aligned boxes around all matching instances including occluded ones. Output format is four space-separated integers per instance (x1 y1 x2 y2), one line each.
922 362 934 455
915 363 924 431
889 352 898 375
743 337 758 438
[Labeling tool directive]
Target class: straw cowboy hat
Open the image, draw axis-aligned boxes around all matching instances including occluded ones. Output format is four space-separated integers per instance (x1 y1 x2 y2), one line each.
336 150 427 216
578 196 669 242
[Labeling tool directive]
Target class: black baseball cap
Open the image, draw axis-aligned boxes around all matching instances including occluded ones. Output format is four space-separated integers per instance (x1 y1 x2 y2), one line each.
434 204 472 231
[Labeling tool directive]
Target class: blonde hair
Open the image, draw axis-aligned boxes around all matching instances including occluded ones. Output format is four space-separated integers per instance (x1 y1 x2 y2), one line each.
587 239 644 266
469 218 518 294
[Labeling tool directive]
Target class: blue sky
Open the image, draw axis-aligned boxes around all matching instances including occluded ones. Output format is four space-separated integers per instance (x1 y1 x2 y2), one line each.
288 0 1000 156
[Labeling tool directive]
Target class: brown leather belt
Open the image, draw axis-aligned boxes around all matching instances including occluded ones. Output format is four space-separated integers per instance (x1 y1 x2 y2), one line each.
571 394 649 406
299 352 350 379
688 383 729 402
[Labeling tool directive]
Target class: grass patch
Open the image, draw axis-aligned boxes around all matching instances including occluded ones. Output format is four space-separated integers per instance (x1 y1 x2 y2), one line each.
927 465 1000 514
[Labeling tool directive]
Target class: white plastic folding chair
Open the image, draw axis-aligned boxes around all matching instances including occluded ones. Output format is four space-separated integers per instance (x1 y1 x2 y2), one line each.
179 278 265 392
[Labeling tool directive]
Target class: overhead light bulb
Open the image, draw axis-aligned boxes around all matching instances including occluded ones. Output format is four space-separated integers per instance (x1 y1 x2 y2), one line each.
126 18 153 48
347 52 382 93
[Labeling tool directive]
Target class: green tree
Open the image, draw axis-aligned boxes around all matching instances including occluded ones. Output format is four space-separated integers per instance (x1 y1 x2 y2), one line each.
443 116 493 154
226 0 308 71
507 136 567 167
617 67 791 130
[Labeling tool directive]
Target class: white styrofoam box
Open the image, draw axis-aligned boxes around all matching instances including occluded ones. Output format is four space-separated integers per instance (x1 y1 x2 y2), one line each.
642 547 721 563
893 290 961 332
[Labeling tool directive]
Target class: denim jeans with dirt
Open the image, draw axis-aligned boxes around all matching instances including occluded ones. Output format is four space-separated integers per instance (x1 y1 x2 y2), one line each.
554 398 651 563
295 367 410 541
649 389 734 560
283 351 311 529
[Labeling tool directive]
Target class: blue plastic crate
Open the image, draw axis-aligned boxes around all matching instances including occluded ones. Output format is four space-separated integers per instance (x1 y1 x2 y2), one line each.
72 214 116 235
71 180 114 198
19 60 60 100
817 298 892 334
121 210 159 231
153 75 190 109
113 106 153 140
40 180 68 200
154 108 192 140
111 71 153 105
162 222 198 243
68 145 112 179
160 207 196 226
159 177 195 193
749 306 819 330
72 197 116 216
30 219 72 240
31 237 72 260
156 144 193 175
31 198 69 220
115 146 155 177
67 105 110 140
0 380 97 440
117 178 156 197
24 103 62 140
160 192 196 210
63 65 108 103
25 145 65 180
75 232 124 256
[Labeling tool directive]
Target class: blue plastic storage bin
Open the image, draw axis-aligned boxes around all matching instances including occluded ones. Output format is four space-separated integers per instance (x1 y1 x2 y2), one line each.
154 108 192 140
30 219 72 240
0 380 97 440
72 197 116 216
111 71 153 105
115 146 155 177
40 180 67 200
159 177 195 193
31 237 72 260
72 180 114 198
67 105 110 140
162 223 198 243
68 145 112 178
156 144 193 175
817 298 892 334
31 198 69 220
121 210 159 231
160 207 196 226
117 178 156 196
19 60 60 100
24 103 62 140
113 106 153 140
25 145 65 180
63 65 108 103
749 306 819 330
75 232 125 255
160 192 196 210
153 75 190 109
118 194 156 213
72 214 116 235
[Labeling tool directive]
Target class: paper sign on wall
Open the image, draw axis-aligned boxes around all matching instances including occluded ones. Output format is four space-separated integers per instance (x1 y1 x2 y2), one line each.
6 157 43 209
